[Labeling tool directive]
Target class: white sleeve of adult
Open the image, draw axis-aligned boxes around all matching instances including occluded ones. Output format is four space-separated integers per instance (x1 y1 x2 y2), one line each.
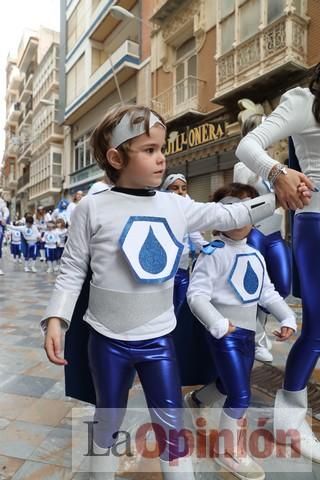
236 87 308 179
233 162 259 185
40 197 93 330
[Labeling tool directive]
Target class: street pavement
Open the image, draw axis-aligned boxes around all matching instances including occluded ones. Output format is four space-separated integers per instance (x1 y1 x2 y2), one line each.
0 246 320 479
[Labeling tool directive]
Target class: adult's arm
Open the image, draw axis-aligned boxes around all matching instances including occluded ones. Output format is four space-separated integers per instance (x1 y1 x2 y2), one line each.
236 88 313 209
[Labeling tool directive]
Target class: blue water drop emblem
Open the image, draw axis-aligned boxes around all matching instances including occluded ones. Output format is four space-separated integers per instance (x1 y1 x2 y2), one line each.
139 226 167 274
243 261 259 294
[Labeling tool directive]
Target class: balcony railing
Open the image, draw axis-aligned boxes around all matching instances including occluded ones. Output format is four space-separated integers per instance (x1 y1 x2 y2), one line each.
152 76 207 121
215 14 308 98
90 40 140 85
69 163 103 187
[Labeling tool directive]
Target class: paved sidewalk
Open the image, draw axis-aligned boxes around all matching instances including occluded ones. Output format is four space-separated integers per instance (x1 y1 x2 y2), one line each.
0 248 320 479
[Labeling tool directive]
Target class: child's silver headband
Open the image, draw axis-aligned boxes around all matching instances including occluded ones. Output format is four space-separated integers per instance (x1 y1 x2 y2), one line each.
110 111 166 148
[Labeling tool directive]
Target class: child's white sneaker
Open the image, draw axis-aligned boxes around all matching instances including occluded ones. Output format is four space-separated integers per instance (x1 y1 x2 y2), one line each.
31 265 37 273
47 266 53 273
18 258 22 264
24 266 30 272
53 265 59 272
0 269 4 275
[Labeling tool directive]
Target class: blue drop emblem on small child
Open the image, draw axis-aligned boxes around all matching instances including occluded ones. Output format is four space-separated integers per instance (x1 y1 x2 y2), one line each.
243 261 259 294
139 226 167 274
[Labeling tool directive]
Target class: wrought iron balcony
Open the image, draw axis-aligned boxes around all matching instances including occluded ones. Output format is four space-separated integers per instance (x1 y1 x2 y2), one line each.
215 13 308 103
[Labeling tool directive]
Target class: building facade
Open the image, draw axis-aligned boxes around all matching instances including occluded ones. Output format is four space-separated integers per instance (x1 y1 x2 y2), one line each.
150 0 320 202
60 0 155 195
1 28 62 218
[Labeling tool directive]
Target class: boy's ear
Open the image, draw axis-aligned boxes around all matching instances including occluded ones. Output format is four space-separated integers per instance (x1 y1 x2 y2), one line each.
106 148 123 171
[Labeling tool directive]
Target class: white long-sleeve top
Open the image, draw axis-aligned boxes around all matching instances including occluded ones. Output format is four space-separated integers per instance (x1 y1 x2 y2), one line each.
187 234 296 339
10 230 21 245
41 189 275 340
56 228 68 247
7 224 40 244
236 87 319 182
0 199 9 225
43 231 59 249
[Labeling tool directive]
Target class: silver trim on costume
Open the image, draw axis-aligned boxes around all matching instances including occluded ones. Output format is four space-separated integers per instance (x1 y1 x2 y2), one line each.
86 282 173 333
215 303 257 331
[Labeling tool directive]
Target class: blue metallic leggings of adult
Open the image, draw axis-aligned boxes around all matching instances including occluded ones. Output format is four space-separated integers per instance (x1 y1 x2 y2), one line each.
248 229 291 299
88 329 185 460
284 212 320 390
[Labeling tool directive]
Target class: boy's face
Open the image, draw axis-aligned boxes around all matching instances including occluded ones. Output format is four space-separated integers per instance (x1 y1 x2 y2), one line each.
116 124 166 189
167 179 187 197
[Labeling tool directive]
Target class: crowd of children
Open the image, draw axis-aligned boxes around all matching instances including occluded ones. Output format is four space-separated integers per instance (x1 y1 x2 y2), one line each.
5 211 68 273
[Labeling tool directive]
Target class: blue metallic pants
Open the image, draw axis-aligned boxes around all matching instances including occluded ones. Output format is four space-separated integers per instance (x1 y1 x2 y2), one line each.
284 213 320 391
207 327 255 419
88 329 185 460
0 226 3 259
248 229 291 299
173 268 189 316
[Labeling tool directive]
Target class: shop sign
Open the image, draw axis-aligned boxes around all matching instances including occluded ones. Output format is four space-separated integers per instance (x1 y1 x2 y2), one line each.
165 122 225 156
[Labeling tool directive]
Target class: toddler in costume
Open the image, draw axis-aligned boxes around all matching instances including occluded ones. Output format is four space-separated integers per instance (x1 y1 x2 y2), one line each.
187 183 296 480
42 105 278 479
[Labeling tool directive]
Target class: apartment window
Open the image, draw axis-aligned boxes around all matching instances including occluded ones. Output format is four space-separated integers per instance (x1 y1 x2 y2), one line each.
66 55 85 105
220 14 235 54
74 134 93 172
239 0 260 41
175 38 197 105
220 0 234 18
67 0 86 52
267 0 285 23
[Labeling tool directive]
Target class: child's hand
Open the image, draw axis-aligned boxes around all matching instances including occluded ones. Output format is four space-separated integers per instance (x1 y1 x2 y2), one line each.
272 326 295 341
44 317 68 366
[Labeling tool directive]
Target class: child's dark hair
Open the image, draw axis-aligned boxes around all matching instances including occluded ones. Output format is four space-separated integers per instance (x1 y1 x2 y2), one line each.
211 183 258 235
211 182 259 203
25 215 34 225
90 105 166 184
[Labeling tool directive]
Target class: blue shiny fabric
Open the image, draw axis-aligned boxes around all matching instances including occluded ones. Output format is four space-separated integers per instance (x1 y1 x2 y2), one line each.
173 268 189 316
0 226 4 259
88 329 184 460
206 327 255 419
284 213 320 391
248 228 291 299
